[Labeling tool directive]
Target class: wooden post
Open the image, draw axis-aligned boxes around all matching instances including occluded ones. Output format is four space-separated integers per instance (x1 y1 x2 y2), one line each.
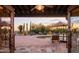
67 11 72 53
10 11 15 53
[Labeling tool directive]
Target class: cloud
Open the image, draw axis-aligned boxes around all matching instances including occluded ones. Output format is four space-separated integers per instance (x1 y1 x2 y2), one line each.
71 17 79 23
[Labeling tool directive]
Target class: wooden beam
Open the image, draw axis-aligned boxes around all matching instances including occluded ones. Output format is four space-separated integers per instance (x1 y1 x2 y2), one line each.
3 5 14 12
18 5 26 15
71 7 79 16
12 5 68 17
71 7 79 13
12 6 20 15
67 5 78 12
60 5 69 13
55 5 61 13
50 5 56 14
15 14 66 17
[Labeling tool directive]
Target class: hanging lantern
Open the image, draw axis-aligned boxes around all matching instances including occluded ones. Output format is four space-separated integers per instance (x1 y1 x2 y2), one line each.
35 5 45 12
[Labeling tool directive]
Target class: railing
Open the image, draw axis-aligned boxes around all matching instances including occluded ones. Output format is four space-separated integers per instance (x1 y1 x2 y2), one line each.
59 34 67 41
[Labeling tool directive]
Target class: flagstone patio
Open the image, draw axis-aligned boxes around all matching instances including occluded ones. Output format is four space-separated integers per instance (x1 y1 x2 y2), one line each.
15 35 67 53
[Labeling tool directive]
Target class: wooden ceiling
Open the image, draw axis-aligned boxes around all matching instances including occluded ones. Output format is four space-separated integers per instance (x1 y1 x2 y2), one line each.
12 5 70 17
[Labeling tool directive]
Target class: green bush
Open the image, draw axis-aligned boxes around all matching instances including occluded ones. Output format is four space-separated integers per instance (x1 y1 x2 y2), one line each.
31 24 50 34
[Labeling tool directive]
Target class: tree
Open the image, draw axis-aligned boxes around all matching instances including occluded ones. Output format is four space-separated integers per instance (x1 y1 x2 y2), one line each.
31 23 50 35
18 25 23 34
0 29 3 48
2 28 8 45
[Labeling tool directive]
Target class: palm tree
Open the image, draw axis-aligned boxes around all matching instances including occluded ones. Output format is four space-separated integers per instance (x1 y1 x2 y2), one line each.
18 25 23 34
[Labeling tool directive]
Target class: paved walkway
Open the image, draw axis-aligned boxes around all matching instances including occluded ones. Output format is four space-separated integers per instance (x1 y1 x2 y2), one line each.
15 35 67 53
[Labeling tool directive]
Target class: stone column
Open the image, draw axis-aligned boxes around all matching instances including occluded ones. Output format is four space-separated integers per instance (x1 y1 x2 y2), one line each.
26 23 28 35
30 21 31 34
23 23 25 35
10 11 15 53
0 17 2 48
67 11 72 53
0 17 1 29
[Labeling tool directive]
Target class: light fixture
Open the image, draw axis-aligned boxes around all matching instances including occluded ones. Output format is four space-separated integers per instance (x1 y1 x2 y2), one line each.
35 5 44 12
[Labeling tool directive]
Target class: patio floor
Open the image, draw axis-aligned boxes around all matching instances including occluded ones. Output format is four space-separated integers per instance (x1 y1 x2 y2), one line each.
15 35 67 53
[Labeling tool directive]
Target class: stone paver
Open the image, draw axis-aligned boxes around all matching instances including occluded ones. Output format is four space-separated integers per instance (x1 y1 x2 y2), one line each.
15 35 67 53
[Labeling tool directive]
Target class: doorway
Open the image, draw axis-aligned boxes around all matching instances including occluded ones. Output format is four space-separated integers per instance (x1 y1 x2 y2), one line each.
14 17 68 53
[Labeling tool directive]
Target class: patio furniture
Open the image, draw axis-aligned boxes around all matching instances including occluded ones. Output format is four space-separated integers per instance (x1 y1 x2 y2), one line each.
51 34 59 43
